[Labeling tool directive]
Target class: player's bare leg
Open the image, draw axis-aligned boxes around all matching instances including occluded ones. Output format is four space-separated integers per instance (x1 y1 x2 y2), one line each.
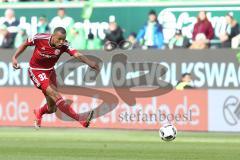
45 85 94 128
34 95 57 129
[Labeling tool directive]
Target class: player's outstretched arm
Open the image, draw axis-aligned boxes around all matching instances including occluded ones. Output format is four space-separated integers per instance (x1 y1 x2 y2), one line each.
73 52 99 71
12 42 28 69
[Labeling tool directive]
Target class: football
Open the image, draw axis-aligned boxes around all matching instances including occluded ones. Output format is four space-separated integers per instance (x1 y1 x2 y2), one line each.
159 124 177 141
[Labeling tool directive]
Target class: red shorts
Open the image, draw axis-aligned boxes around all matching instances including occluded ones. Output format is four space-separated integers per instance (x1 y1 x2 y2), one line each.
28 68 57 94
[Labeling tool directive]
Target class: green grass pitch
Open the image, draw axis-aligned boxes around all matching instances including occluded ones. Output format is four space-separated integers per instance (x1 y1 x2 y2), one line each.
0 127 239 160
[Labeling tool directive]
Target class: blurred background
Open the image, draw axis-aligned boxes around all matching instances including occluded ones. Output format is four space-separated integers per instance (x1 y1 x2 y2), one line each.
1 0 240 50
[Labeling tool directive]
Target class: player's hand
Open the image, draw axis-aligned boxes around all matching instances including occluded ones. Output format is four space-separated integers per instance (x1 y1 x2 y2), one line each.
12 57 20 70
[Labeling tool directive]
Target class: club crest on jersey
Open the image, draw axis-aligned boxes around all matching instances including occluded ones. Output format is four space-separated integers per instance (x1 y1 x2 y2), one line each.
54 49 60 55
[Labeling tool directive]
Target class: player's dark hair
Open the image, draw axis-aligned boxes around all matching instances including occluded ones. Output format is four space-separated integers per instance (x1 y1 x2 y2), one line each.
182 73 191 78
53 27 66 35
149 10 157 16
176 73 192 85
226 12 234 19
58 8 65 11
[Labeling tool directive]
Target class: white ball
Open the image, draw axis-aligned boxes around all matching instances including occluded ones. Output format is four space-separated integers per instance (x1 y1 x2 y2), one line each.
159 124 177 141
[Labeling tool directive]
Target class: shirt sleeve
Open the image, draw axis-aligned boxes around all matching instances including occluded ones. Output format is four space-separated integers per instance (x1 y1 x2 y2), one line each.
25 36 36 46
65 44 78 56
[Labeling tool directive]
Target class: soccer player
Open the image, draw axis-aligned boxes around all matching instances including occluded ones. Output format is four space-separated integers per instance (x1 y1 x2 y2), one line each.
11 27 99 129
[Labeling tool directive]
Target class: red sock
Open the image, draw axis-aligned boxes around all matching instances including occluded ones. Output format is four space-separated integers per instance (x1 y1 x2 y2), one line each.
55 97 81 122
38 103 50 117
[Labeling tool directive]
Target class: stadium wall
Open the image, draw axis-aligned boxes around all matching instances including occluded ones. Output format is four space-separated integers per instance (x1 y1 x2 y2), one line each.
0 49 239 132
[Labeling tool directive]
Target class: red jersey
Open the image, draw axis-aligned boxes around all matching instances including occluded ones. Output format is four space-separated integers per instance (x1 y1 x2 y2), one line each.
26 33 77 69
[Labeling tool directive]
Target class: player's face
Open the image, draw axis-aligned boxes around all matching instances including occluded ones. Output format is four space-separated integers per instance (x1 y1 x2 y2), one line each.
226 15 231 24
58 10 65 18
52 32 66 48
109 22 117 31
198 11 206 21
148 14 157 22
182 75 192 83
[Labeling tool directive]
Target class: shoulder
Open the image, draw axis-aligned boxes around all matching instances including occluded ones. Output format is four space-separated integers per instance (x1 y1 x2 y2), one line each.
156 22 162 28
51 16 60 21
27 33 50 44
194 21 200 26
205 20 212 25
116 26 123 32
234 22 239 28
13 19 19 25
33 33 51 40
65 16 74 21
156 21 162 26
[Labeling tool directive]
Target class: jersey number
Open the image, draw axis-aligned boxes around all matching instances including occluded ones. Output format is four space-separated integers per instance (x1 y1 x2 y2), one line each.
38 73 48 81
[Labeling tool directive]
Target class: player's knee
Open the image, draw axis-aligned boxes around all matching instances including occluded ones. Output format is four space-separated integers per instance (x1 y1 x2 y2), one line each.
52 91 61 101
48 106 57 113
46 88 61 102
